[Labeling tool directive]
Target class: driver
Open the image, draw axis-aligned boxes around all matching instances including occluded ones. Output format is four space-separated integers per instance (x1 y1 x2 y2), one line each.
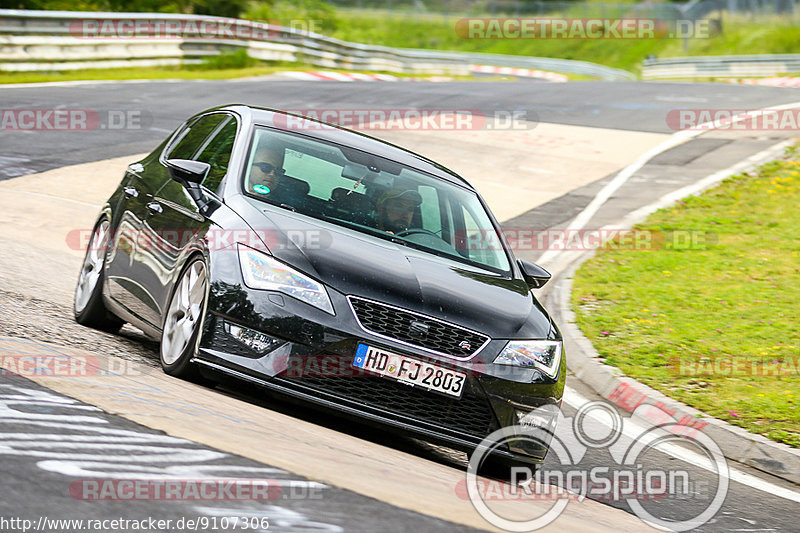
375 188 422 234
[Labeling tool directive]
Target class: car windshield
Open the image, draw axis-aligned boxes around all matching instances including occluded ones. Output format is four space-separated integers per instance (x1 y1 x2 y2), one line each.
243 126 511 274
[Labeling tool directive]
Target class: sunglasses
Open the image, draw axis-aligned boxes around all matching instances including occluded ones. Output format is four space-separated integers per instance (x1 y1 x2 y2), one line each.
253 162 283 174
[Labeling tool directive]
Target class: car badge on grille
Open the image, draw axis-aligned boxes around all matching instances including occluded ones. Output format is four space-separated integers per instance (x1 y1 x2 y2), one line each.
458 340 472 351
409 321 430 339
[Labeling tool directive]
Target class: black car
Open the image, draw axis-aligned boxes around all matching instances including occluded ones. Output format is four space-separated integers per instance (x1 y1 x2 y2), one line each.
74 104 565 469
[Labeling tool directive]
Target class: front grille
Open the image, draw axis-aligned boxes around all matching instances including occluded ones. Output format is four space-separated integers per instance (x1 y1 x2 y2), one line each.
348 297 489 359
275 372 497 439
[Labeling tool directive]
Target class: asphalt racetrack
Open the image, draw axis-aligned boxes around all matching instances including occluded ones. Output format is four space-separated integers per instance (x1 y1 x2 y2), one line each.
1 76 799 532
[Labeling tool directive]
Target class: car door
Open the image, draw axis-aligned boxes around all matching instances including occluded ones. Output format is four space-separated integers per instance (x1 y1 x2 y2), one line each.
140 113 239 329
106 113 231 328
105 148 173 326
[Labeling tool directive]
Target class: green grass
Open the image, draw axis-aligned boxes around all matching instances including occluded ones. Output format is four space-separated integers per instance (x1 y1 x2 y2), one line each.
0 64 298 85
247 3 800 74
189 49 259 70
0 61 488 85
4 7 798 84
571 147 800 447
297 10 666 73
658 16 800 58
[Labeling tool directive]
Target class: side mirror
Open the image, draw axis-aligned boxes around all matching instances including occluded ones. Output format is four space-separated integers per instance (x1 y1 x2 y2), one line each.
165 158 210 185
165 158 212 210
518 259 551 289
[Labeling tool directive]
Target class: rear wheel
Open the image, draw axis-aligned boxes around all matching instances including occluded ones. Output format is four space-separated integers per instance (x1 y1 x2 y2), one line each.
160 258 208 381
74 218 124 331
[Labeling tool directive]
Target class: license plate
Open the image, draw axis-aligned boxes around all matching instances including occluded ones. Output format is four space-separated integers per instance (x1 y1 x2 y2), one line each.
353 344 466 398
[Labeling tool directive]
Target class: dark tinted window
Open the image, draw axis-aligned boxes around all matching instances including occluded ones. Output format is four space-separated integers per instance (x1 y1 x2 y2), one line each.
196 118 237 192
167 114 227 160
244 127 511 274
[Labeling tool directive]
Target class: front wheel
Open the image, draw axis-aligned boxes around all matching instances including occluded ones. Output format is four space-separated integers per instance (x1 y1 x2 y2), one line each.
160 258 208 381
74 218 124 331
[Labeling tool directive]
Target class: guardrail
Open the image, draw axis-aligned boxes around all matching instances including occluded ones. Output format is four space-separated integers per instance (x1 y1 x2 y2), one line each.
642 54 800 79
0 9 636 81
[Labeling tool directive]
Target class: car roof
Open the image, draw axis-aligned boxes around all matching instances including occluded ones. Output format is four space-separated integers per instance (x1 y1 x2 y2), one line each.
210 104 475 190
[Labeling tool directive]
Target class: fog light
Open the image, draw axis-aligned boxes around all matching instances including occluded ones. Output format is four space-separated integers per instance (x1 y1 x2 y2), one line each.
516 405 559 433
224 322 284 354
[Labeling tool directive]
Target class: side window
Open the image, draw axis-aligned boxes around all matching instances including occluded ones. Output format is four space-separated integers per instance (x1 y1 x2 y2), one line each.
195 118 237 192
461 205 501 268
167 114 227 160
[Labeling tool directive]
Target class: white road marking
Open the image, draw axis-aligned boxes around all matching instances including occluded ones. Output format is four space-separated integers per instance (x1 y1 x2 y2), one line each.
313 71 356 82
0 383 338 530
0 155 36 178
621 139 795 224
563 386 800 504
280 71 327 81
537 99 800 266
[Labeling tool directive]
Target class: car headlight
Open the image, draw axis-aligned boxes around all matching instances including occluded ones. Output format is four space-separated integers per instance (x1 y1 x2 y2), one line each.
493 340 562 379
237 244 334 315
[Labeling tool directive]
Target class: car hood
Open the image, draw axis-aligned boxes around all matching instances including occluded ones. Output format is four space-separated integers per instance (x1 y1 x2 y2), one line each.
233 198 553 339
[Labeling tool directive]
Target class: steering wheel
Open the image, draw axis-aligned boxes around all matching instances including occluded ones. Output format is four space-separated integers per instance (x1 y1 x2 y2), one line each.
395 228 441 239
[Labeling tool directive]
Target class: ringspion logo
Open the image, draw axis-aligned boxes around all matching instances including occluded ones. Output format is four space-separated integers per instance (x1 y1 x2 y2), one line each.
464 401 728 531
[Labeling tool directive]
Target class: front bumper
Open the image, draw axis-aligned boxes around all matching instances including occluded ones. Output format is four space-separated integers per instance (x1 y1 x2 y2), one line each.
195 250 566 462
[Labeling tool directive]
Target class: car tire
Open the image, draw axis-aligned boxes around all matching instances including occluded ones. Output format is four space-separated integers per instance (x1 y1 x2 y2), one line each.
160 256 209 382
74 217 124 332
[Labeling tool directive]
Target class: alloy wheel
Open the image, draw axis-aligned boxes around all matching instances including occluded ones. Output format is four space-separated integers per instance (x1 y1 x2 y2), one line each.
161 261 207 365
74 220 109 314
